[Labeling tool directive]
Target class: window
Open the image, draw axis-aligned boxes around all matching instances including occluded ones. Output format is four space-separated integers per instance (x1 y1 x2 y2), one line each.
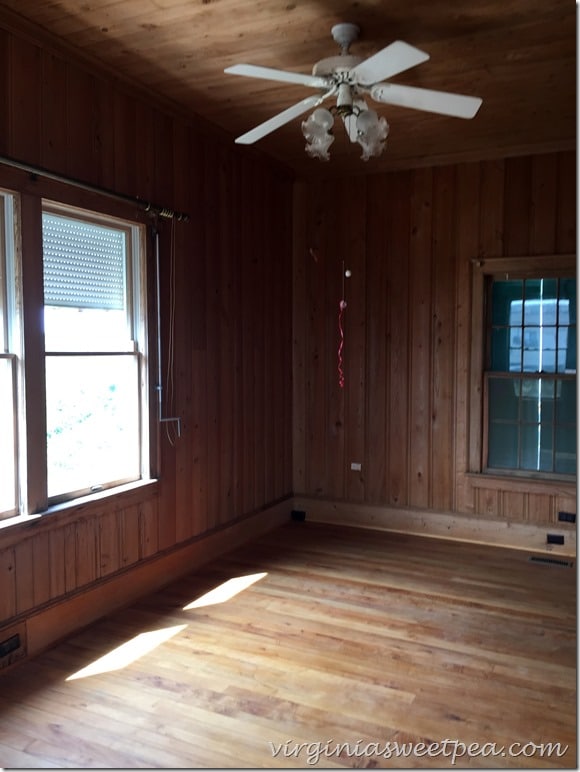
485 275 576 476
0 193 150 520
42 205 148 502
0 191 19 516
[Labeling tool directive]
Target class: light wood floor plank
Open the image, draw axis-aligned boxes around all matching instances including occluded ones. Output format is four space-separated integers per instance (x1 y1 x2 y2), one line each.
0 523 575 768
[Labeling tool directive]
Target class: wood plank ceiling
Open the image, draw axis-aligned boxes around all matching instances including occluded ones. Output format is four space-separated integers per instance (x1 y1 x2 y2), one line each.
0 0 575 177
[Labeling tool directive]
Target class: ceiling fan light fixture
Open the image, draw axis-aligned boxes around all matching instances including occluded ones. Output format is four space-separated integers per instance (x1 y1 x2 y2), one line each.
302 111 335 160
356 109 389 161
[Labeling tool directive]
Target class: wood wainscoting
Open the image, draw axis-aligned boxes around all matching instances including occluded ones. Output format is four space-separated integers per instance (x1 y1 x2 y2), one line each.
294 497 577 558
0 521 575 768
0 498 292 667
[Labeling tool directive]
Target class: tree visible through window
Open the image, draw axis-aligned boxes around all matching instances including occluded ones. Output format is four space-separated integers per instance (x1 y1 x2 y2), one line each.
486 277 576 475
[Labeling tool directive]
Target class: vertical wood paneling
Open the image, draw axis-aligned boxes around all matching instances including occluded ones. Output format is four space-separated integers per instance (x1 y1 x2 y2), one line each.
41 51 67 172
120 504 140 568
323 179 345 501
556 150 576 253
240 157 256 513
140 498 159 559
173 121 194 542
530 154 558 254
502 491 526 520
0 29 10 156
0 547 16 621
292 181 307 495
203 135 221 530
408 167 433 509
305 182 328 497
503 156 531 256
343 178 366 502
252 164 266 508
14 539 34 614
48 528 66 597
455 162 480 513
65 64 96 183
94 78 116 190
365 176 389 503
478 159 505 258
217 145 235 524
98 510 121 578
386 172 411 507
294 151 574 528
31 532 51 607
9 36 42 164
75 518 98 588
431 165 456 511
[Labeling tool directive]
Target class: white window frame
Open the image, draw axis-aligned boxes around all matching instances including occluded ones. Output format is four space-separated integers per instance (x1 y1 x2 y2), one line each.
0 189 22 520
42 201 150 505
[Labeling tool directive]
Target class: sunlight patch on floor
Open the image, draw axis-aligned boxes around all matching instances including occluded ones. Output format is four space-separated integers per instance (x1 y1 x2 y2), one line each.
183 572 268 610
66 624 187 680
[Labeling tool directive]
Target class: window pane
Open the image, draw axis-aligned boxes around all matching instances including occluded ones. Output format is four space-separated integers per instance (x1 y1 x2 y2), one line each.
43 213 126 309
520 384 554 424
488 377 520 420
46 355 140 499
488 421 519 469
0 358 16 513
522 326 541 371
557 380 576 423
555 423 576 475
491 328 512 371
492 280 523 325
560 278 576 324
521 423 553 472
44 306 132 353
487 275 576 476
42 213 131 351
558 324 576 373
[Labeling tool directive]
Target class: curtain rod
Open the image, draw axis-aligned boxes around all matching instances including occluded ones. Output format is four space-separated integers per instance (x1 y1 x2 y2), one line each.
0 155 190 222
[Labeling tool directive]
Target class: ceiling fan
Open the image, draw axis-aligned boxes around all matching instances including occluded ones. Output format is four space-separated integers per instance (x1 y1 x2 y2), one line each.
225 23 483 161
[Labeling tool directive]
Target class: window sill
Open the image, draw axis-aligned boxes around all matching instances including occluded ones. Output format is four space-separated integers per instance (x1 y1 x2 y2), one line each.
466 472 576 496
0 478 159 542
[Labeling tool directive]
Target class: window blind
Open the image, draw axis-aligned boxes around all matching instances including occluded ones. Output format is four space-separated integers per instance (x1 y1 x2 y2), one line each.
42 213 127 310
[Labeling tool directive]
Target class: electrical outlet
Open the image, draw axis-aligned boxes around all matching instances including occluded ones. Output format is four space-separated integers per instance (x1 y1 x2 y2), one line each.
350 462 362 471
558 511 576 524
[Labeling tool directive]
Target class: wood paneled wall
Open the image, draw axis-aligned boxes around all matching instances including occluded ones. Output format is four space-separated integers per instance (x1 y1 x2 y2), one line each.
293 152 576 525
0 24 293 630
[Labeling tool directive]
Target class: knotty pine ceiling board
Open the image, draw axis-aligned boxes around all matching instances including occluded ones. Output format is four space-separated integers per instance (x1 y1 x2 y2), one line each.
0 0 575 177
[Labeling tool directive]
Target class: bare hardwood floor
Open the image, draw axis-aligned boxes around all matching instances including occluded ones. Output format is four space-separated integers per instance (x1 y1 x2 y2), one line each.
0 522 576 768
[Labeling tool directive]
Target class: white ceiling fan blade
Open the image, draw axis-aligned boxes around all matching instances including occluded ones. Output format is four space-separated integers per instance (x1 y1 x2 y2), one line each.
370 82 482 118
235 94 330 144
343 98 368 142
350 41 429 86
225 63 330 89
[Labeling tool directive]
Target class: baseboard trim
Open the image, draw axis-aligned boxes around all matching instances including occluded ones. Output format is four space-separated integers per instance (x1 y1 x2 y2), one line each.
293 496 576 558
19 498 291 661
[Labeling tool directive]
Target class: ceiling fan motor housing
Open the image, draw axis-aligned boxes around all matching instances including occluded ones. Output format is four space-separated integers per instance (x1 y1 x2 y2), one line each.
312 55 362 77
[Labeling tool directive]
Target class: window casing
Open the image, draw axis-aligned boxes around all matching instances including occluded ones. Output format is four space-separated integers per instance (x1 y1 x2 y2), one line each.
480 265 576 479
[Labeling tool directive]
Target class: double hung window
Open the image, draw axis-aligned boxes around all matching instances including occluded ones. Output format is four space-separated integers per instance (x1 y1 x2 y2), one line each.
484 275 576 476
0 194 149 520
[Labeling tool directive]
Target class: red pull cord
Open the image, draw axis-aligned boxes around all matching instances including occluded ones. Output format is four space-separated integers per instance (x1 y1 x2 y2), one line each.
338 299 347 389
